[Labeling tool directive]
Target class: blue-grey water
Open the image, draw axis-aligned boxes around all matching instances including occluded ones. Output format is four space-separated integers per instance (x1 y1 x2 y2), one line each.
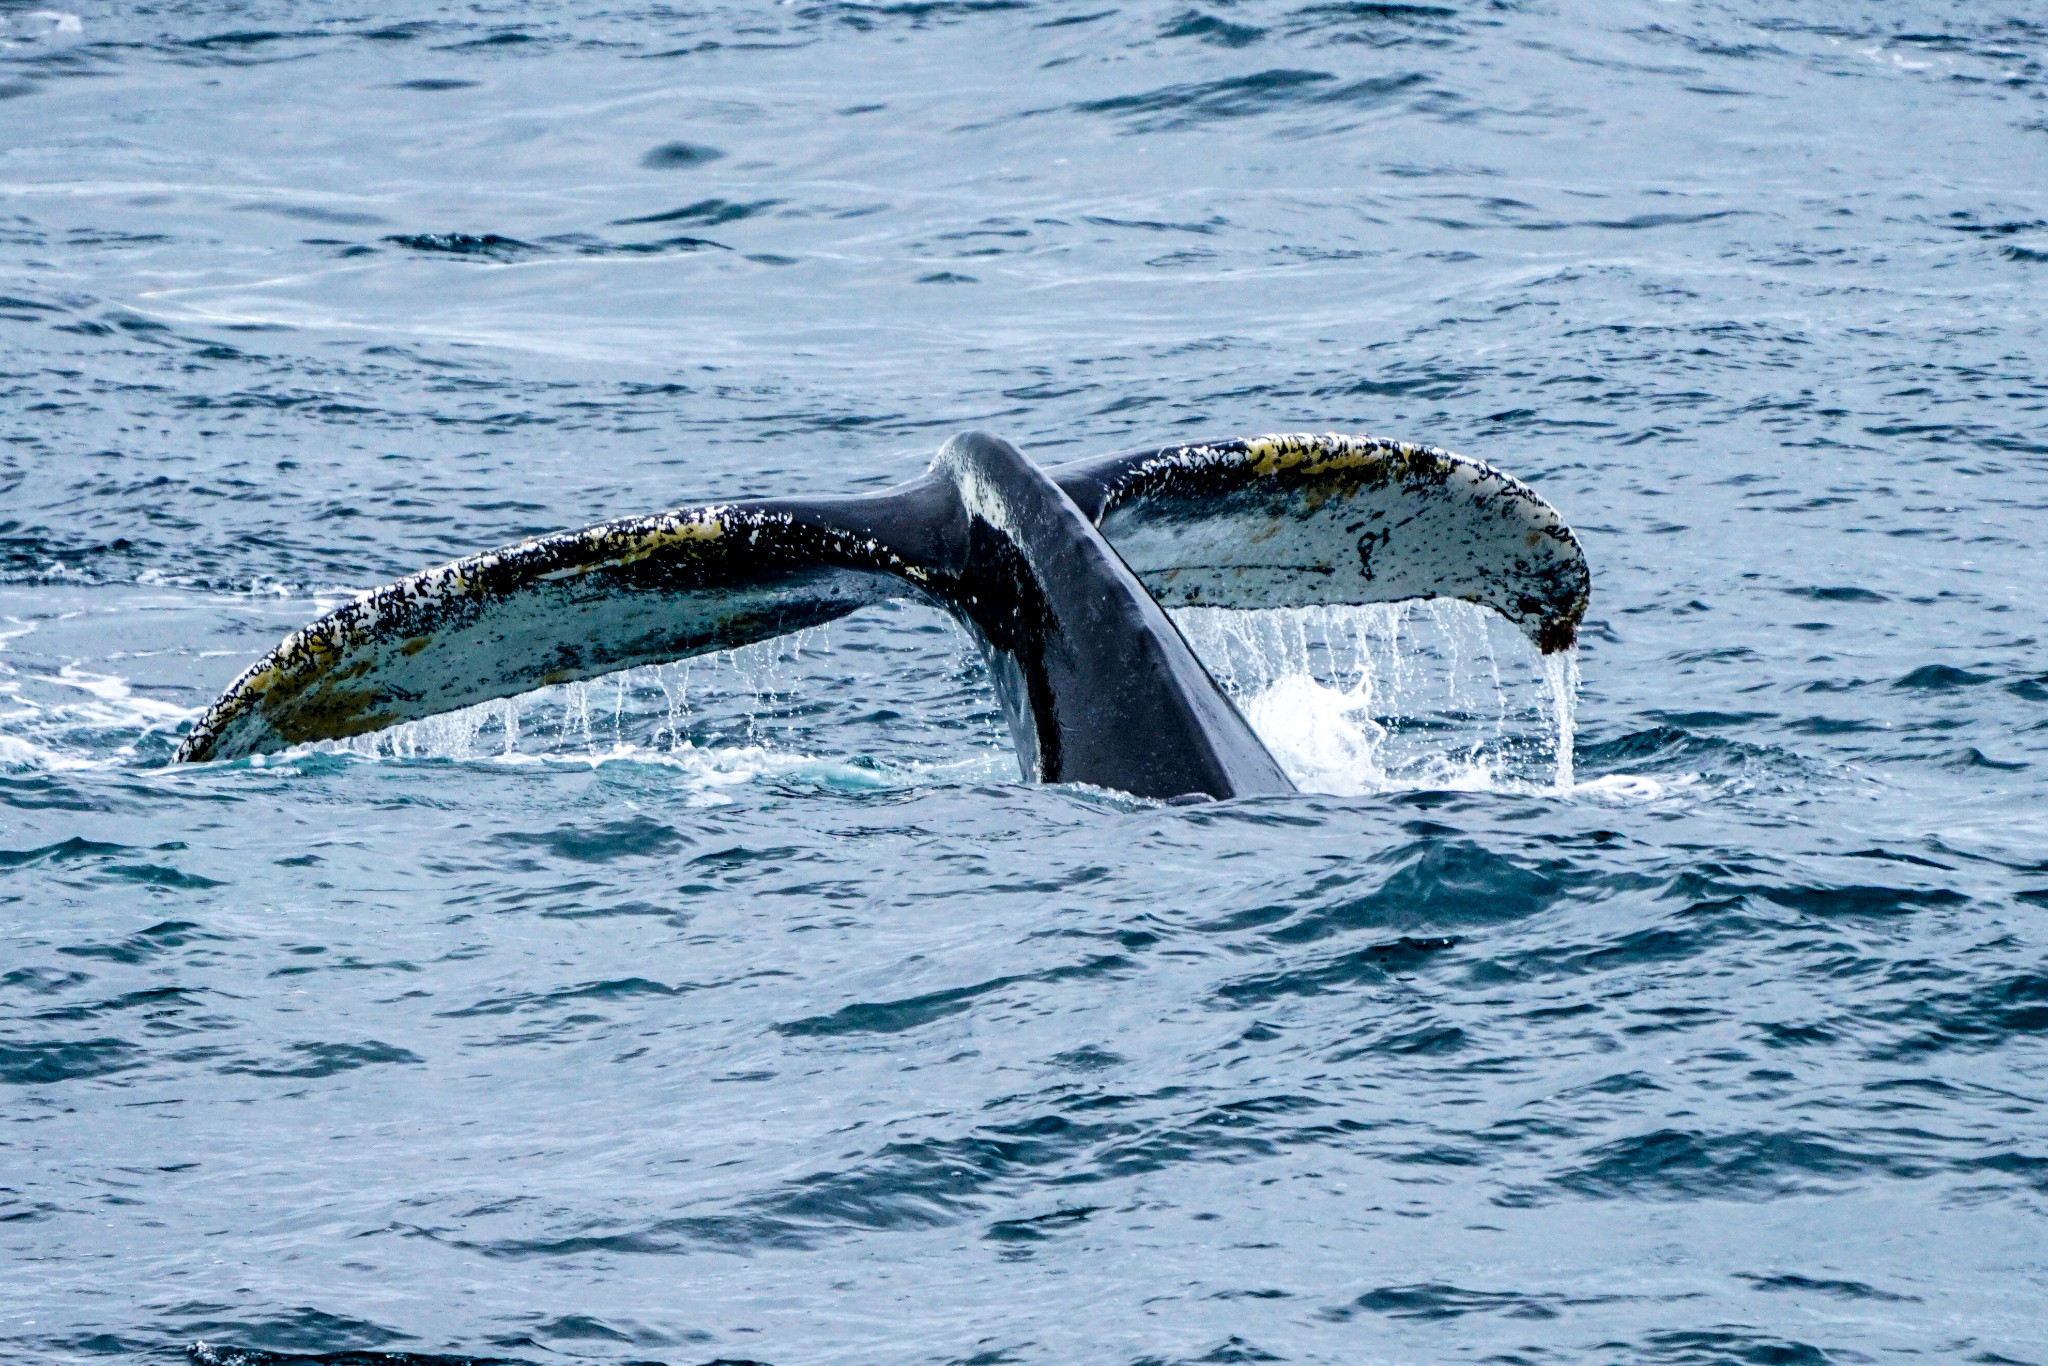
4 1 2048 1362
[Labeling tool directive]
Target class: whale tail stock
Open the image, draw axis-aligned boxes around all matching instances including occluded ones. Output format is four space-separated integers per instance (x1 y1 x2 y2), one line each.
173 431 1590 799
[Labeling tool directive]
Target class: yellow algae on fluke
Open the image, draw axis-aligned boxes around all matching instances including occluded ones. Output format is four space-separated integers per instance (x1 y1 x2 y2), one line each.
1239 432 1451 488
535 512 726 580
602 512 727 569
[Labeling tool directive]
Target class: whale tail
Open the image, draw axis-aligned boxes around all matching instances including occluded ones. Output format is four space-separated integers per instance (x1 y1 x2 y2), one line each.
1056 432 1589 656
173 431 1588 799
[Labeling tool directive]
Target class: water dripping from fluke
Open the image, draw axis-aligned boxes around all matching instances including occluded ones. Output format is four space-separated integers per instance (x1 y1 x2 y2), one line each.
247 602 1588 803
1542 645 1580 792
1172 602 1575 797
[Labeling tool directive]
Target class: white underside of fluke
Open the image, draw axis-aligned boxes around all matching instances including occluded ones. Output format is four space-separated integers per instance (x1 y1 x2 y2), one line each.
1082 433 1585 647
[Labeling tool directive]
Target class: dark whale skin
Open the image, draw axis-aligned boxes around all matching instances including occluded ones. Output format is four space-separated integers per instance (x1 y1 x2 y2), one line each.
928 431 1293 800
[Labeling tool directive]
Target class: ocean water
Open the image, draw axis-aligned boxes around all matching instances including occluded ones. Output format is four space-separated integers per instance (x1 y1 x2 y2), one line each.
4 0 2047 1362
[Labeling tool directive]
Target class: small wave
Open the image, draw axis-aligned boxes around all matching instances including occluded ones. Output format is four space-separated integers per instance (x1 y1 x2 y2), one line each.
1629 1329 1833 1366
1784 584 1888 603
1545 1126 1937 1202
436 30 546 51
777 954 1131 1037
1736 1272 1918 1302
52 918 229 965
177 29 324 51
380 232 538 258
1250 838 1564 948
1071 67 1433 133
612 197 783 226
485 813 693 863
0 1036 141 1085
638 139 724 168
1868 972 2048 1059
0 660 195 771
178 1308 418 1362
1160 11 1266 49
1570 721 1828 802
1894 663 1995 691
1326 1281 1573 1323
1217 938 1461 1007
986 1205 1098 1241
216 1041 423 1080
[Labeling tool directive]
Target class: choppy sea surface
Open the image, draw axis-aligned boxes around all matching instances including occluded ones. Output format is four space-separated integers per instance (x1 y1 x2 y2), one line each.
4 1 2047 1362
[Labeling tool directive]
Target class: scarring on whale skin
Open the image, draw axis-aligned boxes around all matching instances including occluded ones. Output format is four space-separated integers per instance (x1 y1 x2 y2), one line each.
174 431 1589 800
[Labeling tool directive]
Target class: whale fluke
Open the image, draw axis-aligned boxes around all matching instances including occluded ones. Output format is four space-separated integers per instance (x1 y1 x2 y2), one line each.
1057 433 1588 655
173 431 1588 799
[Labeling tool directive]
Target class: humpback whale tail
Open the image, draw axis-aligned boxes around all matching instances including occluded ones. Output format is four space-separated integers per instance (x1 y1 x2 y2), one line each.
173 431 1589 800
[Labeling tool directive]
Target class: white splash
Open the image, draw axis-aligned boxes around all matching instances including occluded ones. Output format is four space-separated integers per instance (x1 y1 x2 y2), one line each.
1172 602 1579 797
0 733 67 771
1573 772 1684 803
0 654 193 772
1240 672 1390 796
0 10 83 48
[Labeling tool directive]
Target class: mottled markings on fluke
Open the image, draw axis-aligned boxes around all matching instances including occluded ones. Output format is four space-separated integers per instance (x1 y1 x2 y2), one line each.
1110 432 1566 532
1091 433 1588 653
1107 433 1457 494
